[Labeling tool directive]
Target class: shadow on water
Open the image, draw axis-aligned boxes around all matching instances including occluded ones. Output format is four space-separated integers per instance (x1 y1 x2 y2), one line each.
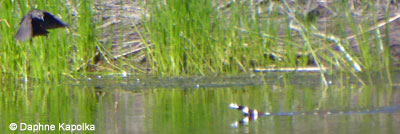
1 72 400 133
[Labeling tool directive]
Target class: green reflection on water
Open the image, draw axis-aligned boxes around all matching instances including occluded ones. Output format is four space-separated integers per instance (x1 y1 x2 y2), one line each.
146 84 399 134
1 74 399 134
0 83 97 133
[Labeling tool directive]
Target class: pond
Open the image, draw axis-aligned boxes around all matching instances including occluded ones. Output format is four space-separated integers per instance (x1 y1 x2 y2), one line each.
1 72 400 134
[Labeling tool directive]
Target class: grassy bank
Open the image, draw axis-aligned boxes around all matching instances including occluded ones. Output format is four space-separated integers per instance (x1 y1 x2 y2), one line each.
0 0 396 82
0 0 97 82
143 0 394 76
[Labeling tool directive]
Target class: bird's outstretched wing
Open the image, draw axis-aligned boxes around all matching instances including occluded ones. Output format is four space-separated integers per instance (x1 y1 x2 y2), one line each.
15 15 33 42
42 11 67 29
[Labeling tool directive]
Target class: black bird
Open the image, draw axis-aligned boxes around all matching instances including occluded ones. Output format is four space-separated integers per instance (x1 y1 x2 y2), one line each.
15 10 67 42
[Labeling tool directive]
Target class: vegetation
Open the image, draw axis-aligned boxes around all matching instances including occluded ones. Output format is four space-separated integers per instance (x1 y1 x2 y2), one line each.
0 0 397 82
0 1 397 133
143 0 395 77
0 0 97 83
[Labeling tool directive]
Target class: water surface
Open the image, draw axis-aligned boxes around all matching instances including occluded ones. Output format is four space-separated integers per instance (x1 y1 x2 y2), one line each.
1 72 400 134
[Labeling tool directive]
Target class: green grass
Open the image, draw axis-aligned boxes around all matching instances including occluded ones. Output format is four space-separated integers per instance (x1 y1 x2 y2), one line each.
0 0 396 82
143 0 394 77
0 0 97 82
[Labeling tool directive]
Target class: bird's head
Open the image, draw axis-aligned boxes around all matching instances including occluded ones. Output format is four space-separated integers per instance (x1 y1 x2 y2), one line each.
30 10 44 22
